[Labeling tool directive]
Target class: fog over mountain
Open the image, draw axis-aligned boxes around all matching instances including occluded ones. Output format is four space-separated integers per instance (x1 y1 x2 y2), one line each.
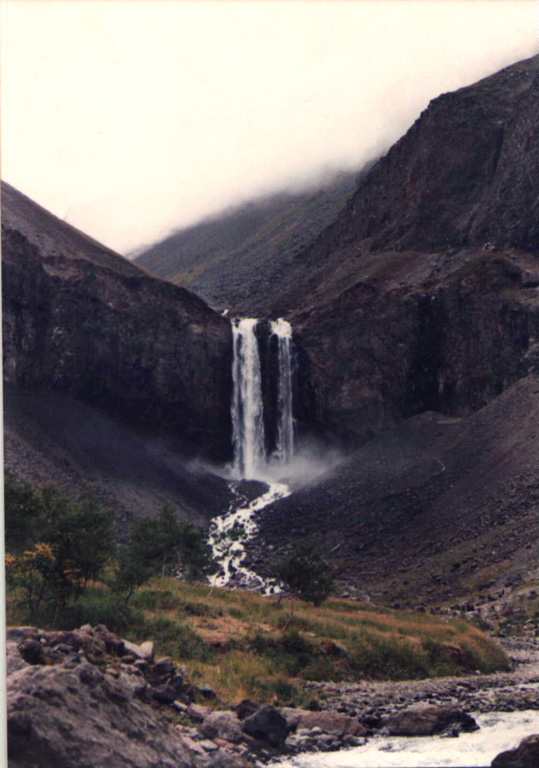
1 1 536 254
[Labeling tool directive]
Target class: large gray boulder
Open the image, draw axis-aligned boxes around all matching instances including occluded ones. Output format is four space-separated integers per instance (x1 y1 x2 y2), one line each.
199 711 243 744
280 708 367 737
7 658 219 768
492 735 539 768
382 704 478 736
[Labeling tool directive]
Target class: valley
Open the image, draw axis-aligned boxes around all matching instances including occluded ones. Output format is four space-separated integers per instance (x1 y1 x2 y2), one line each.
3 51 539 768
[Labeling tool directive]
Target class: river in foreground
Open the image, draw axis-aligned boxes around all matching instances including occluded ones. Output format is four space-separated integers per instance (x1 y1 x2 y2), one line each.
274 710 537 768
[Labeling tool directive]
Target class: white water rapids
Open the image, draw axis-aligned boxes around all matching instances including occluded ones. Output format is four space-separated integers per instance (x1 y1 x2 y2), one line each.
275 711 538 768
209 481 289 589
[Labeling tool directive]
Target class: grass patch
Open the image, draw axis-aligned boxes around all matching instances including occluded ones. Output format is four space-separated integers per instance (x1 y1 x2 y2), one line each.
6 576 510 704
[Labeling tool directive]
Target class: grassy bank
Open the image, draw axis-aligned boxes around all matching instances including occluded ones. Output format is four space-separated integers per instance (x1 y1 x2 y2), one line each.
7 576 510 706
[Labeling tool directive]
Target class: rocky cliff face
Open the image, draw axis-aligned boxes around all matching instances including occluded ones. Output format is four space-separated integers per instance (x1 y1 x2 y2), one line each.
304 56 539 258
2 182 233 461
255 56 539 446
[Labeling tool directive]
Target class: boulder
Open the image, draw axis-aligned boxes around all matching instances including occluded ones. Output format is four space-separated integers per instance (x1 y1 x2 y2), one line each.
18 639 46 666
293 710 367 737
492 735 539 768
199 711 243 744
320 641 349 659
187 703 214 722
235 699 260 720
7 660 223 768
6 628 39 643
242 705 290 748
196 683 217 698
151 686 178 705
382 704 479 736
6 643 28 676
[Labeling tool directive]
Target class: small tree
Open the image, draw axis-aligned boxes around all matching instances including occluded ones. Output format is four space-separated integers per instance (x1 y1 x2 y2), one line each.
273 541 335 628
5 477 115 623
112 504 217 601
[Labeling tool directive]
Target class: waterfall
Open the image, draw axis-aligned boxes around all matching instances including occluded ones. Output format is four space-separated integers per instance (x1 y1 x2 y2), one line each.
271 318 295 465
231 317 295 479
231 318 266 480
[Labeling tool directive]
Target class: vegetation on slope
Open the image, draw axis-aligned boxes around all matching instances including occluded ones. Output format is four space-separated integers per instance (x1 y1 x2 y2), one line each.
5 475 510 708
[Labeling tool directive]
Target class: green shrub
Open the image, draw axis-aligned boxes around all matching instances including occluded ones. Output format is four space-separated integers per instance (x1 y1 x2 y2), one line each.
131 589 180 611
129 615 216 663
56 589 142 634
271 679 298 702
248 630 315 676
349 635 430 680
181 600 215 617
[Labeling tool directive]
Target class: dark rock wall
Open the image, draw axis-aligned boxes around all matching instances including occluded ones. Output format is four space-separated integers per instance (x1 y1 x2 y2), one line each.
264 56 539 447
293 251 539 447
306 56 539 257
2 189 233 461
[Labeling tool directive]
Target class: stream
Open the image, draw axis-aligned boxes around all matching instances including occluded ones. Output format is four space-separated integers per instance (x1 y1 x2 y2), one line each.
275 710 537 768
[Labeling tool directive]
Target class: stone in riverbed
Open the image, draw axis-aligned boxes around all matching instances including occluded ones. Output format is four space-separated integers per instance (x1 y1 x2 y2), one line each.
199 711 243 744
491 734 539 768
382 704 479 736
187 703 214 722
280 708 367 738
242 705 290 747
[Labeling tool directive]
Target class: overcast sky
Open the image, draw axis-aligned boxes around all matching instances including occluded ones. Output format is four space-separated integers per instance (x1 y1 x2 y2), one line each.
1 1 537 255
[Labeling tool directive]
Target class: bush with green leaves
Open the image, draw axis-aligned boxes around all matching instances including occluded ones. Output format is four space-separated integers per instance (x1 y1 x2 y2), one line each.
5 475 115 623
273 541 335 606
113 503 217 601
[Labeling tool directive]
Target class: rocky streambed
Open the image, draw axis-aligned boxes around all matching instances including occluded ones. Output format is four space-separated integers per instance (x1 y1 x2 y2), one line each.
6 626 538 768
301 637 539 721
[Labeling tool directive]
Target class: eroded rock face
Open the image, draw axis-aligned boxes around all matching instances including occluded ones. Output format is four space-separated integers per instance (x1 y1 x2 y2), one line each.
292 249 539 445
316 57 539 255
7 661 206 768
252 56 539 446
2 182 233 461
5 625 251 768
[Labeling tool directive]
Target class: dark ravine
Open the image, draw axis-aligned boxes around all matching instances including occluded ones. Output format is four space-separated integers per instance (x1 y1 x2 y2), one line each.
134 171 361 313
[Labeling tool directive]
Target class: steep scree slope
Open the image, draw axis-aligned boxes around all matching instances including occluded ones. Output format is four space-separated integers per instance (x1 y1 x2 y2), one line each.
248 374 539 607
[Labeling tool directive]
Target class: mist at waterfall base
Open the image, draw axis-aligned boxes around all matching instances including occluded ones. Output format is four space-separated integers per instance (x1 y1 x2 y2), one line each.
228 317 344 486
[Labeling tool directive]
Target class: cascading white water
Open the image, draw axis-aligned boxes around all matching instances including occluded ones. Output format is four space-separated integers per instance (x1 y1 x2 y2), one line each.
214 316 296 588
271 318 295 466
231 318 266 480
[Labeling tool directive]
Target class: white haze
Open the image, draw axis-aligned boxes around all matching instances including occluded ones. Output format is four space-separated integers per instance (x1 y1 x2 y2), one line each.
191 439 345 492
1 1 537 254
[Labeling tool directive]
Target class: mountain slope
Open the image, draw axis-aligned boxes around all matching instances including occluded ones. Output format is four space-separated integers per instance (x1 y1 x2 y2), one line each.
2 181 233 461
248 373 539 608
250 56 539 446
134 171 360 311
